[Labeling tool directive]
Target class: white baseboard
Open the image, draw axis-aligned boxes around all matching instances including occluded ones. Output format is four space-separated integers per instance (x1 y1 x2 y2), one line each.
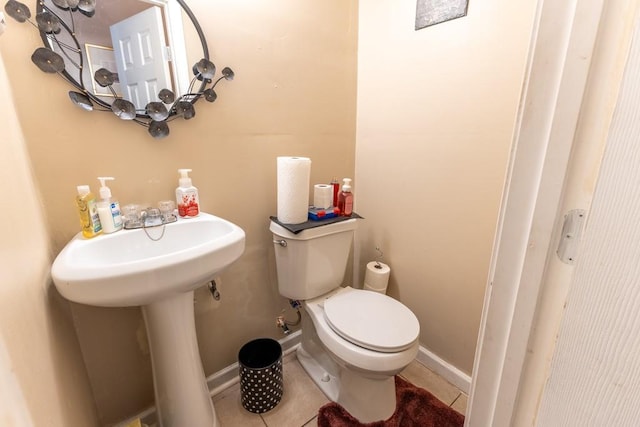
415 345 471 394
208 336 472 396
116 332 301 427
118 333 472 425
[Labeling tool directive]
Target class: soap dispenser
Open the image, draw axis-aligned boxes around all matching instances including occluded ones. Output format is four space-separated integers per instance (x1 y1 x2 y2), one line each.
96 177 123 233
76 185 102 238
337 178 353 217
176 168 200 218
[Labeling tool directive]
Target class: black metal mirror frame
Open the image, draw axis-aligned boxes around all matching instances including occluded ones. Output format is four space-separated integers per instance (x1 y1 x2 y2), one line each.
4 0 234 138
34 0 209 112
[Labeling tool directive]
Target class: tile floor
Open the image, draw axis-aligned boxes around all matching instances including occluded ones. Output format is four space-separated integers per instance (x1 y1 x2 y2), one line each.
211 352 468 427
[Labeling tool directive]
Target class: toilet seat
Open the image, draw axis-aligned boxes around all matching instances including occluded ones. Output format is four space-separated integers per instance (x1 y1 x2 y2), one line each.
323 288 419 353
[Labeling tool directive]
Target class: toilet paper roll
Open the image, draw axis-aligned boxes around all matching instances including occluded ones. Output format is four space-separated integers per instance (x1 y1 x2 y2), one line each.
277 156 311 224
313 184 333 209
364 261 391 294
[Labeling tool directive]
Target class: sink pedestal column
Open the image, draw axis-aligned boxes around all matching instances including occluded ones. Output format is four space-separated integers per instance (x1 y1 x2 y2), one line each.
142 290 218 427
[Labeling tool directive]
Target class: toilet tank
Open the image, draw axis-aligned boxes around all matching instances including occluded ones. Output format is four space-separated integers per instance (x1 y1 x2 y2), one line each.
270 219 358 300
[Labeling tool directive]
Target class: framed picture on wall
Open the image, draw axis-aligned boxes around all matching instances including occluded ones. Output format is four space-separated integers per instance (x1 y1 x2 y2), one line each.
85 43 122 98
415 0 469 30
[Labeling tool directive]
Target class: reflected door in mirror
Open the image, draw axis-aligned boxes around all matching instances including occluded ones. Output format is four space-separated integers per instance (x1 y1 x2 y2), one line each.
110 6 172 110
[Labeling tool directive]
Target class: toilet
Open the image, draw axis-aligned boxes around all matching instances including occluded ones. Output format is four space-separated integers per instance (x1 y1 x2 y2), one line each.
270 218 420 423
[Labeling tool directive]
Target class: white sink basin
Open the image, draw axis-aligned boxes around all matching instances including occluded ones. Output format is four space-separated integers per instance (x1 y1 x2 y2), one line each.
51 212 245 426
52 212 245 307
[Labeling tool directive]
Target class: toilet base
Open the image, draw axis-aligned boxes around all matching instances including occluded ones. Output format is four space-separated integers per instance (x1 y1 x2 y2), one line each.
337 368 396 423
297 345 340 402
297 328 398 424
297 344 397 423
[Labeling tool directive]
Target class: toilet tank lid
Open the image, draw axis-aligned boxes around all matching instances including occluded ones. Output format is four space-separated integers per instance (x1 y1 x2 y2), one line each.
270 218 357 240
323 288 420 353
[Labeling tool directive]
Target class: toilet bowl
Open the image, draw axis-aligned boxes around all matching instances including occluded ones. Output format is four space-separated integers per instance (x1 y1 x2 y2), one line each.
269 218 420 422
298 286 419 422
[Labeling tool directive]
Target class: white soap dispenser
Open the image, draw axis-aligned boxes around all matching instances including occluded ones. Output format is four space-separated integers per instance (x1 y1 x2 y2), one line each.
96 177 123 233
176 168 200 218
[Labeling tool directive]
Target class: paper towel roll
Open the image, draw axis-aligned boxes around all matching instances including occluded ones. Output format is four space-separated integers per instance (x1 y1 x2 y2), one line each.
313 184 333 209
364 261 391 294
277 156 311 224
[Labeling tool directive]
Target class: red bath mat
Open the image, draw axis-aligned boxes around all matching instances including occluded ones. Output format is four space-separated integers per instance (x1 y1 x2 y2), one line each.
316 375 464 427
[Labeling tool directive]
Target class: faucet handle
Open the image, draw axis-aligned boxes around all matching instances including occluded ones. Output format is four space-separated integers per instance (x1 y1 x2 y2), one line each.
145 208 162 227
122 204 143 229
158 200 176 222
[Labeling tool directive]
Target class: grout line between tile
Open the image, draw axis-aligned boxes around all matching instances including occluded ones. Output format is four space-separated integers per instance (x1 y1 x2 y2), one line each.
300 414 318 426
258 413 268 426
449 392 462 407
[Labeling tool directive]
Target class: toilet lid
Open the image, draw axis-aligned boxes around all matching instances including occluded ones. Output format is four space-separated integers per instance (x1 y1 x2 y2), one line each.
323 289 419 353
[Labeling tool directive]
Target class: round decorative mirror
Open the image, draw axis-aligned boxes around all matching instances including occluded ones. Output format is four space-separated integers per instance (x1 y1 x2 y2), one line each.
4 0 234 138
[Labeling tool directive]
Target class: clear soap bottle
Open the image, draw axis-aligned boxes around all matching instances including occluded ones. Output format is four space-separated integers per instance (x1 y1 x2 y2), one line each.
176 169 200 218
76 185 102 238
96 177 123 234
337 178 353 217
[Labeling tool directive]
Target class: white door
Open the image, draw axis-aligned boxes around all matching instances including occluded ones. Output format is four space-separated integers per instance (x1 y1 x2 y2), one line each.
110 6 172 111
467 0 640 425
534 13 640 425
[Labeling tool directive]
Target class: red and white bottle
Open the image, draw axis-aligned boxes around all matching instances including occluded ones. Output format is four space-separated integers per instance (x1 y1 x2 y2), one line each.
176 169 200 218
337 178 353 217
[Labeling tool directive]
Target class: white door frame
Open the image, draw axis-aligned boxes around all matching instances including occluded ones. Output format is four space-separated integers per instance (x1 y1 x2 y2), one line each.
465 0 608 425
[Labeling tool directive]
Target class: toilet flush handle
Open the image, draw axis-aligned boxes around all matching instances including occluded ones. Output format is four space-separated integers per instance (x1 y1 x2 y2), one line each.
273 239 287 247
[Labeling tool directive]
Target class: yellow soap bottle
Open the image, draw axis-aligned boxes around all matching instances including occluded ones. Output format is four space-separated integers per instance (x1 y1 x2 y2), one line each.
76 185 102 238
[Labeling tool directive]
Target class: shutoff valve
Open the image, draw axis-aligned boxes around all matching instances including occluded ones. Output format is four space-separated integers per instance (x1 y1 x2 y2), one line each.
276 315 290 335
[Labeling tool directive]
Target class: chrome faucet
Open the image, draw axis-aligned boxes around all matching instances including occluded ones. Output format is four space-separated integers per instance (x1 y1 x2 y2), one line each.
124 205 177 229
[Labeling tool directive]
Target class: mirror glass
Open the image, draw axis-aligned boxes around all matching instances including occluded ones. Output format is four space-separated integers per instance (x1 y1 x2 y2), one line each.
37 0 206 111
6 0 232 138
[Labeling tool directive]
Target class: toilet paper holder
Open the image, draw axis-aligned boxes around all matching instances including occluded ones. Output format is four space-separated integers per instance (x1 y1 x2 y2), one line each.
374 246 384 268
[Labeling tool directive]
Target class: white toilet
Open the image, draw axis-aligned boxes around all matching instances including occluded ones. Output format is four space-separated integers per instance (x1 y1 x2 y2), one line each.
270 218 420 423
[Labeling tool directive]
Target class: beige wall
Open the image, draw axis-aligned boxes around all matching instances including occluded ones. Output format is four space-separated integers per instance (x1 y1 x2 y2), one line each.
0 0 357 424
1 0 537 422
355 0 536 373
0 54 99 425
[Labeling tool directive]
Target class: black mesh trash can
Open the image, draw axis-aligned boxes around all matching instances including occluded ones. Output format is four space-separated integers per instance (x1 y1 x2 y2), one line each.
238 338 283 413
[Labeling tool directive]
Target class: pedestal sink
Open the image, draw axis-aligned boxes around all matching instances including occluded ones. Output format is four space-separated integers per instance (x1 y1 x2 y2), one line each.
51 212 245 427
